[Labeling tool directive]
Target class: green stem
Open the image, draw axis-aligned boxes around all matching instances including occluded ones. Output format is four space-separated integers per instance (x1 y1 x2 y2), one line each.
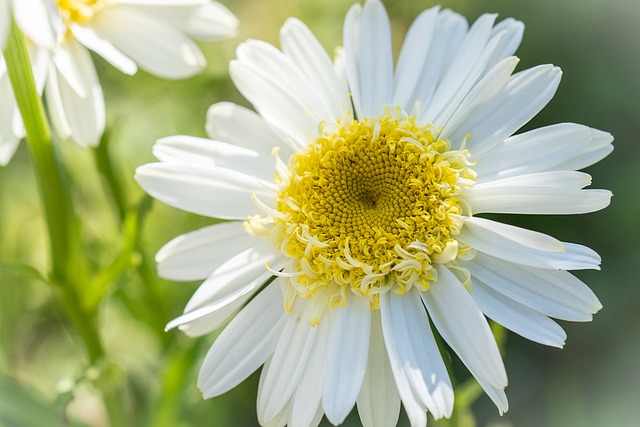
5 22 128 427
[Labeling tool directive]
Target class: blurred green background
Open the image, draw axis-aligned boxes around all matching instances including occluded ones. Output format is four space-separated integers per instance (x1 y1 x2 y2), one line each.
1 0 638 426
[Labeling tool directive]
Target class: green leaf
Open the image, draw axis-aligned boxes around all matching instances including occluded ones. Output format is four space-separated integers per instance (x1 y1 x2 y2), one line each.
0 375 89 427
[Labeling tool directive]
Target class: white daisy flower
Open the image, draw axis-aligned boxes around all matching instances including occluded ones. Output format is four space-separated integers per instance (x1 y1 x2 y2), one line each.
136 1 613 426
0 0 238 161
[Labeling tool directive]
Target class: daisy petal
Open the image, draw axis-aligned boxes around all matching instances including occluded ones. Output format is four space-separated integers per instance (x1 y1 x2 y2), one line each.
0 69 24 165
392 6 441 110
399 9 468 114
289 311 334 427
236 40 336 122
258 303 319 424
421 265 507 389
423 13 498 125
476 378 509 415
198 282 285 397
471 278 567 348
463 253 602 321
46 39 105 147
380 289 453 419
323 295 371 425
155 221 255 281
459 217 601 270
205 102 286 156
168 251 285 336
153 135 274 180
135 162 275 219
552 128 614 171
357 310 401 427
344 0 393 118
70 24 138 75
90 6 205 78
439 56 520 140
451 64 562 155
485 18 524 69
473 124 612 181
229 60 319 147
178 240 280 312
131 1 238 40
13 0 61 48
280 18 348 120
175 292 252 338
463 171 612 215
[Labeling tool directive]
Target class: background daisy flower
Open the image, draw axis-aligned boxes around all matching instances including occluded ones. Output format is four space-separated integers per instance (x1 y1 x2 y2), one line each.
0 0 238 161
136 0 613 426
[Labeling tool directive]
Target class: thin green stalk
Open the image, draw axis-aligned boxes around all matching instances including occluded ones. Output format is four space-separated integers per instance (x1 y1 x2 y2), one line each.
5 22 129 427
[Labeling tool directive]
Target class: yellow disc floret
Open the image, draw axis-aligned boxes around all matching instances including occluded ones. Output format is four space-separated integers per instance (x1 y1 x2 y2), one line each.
55 0 107 27
248 111 475 310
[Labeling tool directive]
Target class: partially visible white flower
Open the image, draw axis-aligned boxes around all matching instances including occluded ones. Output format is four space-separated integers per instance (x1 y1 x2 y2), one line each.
0 46 50 165
0 0 238 162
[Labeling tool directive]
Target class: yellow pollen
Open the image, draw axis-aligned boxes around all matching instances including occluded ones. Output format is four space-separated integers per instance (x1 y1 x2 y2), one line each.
250 111 476 308
55 0 107 27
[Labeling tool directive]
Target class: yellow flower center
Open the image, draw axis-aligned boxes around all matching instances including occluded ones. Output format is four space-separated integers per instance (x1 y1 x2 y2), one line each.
55 0 107 26
248 111 475 312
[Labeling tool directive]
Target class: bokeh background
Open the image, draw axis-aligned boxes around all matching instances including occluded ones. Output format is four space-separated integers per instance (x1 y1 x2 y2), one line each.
1 0 639 426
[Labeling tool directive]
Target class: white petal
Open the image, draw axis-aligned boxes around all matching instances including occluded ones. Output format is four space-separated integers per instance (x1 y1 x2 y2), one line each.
70 24 138 75
344 0 393 118
452 65 562 155
458 217 601 270
13 0 61 48
463 252 602 321
167 241 281 328
392 6 441 110
156 221 255 281
421 265 507 389
198 282 285 397
175 292 252 338
476 377 509 415
289 311 334 427
322 295 371 425
131 2 238 40
380 305 427 427
400 9 468 115
46 39 105 147
90 6 205 79
422 13 498 125
236 40 336 122
470 278 567 347
153 135 274 180
0 69 24 166
463 171 612 215
379 289 453 419
357 310 401 427
229 59 319 147
439 56 519 141
552 128 614 171
258 303 318 424
134 162 275 219
205 102 287 157
473 124 611 181
280 18 348 120
484 18 524 69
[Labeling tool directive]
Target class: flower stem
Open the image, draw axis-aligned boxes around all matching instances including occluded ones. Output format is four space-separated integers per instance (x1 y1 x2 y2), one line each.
4 21 128 427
